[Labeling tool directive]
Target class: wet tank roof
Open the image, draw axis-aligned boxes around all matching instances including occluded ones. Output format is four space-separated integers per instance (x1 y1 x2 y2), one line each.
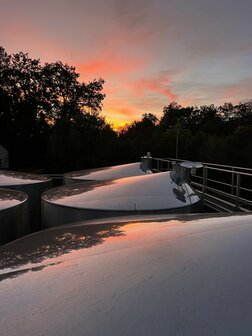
64 162 151 183
44 171 199 211
0 188 27 210
0 170 51 186
1 212 252 335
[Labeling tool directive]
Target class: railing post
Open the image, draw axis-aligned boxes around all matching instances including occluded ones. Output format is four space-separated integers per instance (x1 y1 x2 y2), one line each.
235 173 240 209
175 129 179 160
231 167 235 195
202 165 208 200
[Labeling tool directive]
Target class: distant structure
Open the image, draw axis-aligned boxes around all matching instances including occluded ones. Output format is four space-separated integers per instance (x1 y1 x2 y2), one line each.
0 145 9 169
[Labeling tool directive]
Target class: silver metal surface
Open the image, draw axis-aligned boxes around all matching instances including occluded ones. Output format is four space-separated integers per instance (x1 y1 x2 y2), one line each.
64 162 152 184
42 172 201 227
180 161 203 169
1 213 252 335
151 157 252 212
0 170 52 231
0 188 29 245
0 170 50 185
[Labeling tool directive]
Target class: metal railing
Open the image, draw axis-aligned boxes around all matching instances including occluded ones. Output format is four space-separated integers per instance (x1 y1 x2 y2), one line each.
150 157 252 212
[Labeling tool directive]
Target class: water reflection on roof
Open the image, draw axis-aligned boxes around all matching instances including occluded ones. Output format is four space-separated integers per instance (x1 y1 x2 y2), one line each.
43 172 199 211
64 162 151 181
0 188 27 210
0 212 240 276
0 170 51 186
1 213 252 335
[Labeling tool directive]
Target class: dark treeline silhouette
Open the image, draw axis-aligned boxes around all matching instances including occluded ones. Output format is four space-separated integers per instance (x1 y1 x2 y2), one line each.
0 47 118 172
0 47 252 172
123 101 252 168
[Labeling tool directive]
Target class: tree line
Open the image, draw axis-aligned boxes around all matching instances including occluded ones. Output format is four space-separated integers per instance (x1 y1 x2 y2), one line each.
0 47 252 172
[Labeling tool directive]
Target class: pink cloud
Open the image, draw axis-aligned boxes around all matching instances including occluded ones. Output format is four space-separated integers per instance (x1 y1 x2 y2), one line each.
130 72 177 101
76 52 146 78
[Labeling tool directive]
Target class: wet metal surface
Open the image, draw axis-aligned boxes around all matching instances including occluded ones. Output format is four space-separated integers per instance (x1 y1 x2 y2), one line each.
0 170 50 186
1 213 252 335
0 170 52 231
0 188 27 210
44 172 199 211
64 162 152 184
42 172 201 227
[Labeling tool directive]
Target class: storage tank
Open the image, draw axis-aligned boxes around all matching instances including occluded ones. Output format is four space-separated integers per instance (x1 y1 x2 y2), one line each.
1 212 252 335
64 162 152 184
0 170 52 231
42 171 201 228
0 188 29 245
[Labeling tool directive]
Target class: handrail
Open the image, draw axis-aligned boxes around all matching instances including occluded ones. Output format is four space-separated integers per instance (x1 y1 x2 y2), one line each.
154 157 252 173
150 156 252 212
152 157 252 176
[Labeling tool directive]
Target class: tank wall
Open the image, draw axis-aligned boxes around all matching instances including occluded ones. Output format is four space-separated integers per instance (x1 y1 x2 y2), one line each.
0 200 29 245
4 180 52 232
42 199 203 228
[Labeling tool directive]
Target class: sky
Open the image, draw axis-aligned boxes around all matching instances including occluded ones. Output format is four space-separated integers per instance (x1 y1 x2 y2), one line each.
0 0 252 129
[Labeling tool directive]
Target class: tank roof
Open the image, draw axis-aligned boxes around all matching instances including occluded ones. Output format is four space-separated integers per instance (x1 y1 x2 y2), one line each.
0 170 51 186
1 212 252 335
43 172 199 211
64 162 151 181
0 188 27 210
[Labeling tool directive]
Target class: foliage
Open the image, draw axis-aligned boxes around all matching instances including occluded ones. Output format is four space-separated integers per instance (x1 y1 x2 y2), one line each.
0 47 110 171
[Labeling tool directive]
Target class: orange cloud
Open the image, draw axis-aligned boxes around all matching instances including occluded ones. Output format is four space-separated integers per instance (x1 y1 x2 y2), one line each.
100 72 179 128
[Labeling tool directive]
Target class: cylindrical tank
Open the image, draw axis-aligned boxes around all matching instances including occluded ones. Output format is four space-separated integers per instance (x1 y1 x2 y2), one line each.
1 213 252 335
42 171 201 228
0 188 29 245
0 170 52 231
64 162 152 185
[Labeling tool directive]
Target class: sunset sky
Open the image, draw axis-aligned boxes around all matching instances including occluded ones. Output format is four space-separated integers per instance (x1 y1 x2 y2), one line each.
0 0 252 128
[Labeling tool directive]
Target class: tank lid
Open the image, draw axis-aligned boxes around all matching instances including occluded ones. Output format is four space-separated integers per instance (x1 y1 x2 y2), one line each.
180 161 203 169
0 170 51 186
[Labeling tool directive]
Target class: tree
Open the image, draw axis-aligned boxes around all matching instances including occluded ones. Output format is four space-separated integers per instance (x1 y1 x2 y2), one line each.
0 47 107 170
